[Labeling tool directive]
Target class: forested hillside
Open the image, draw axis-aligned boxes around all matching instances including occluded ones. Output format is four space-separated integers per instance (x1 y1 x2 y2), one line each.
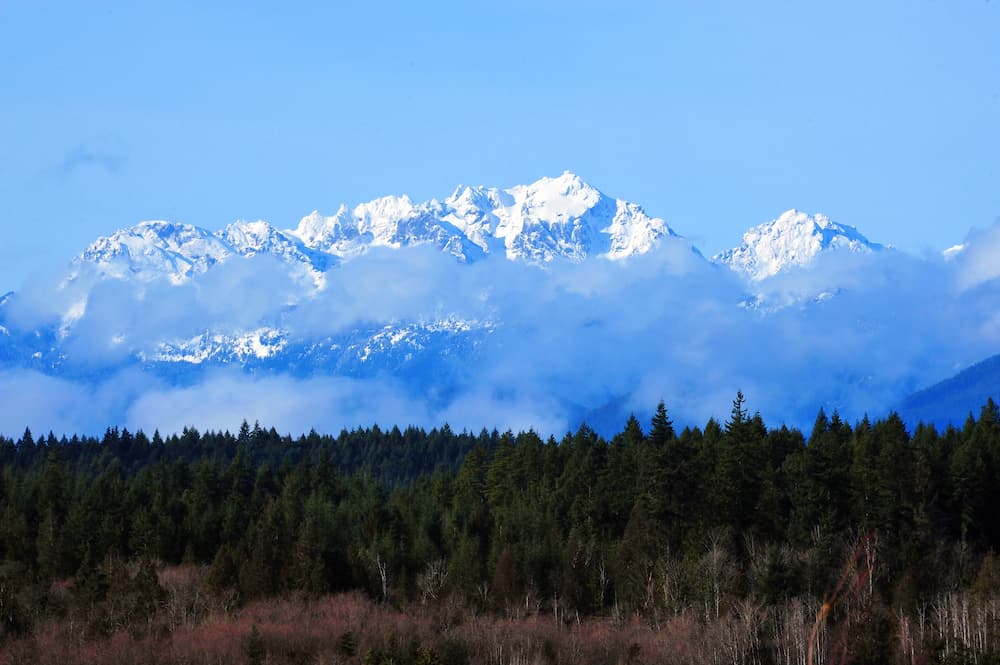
4 394 1000 664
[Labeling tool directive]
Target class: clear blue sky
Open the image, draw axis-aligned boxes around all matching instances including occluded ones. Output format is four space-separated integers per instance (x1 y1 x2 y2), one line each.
1 1 997 290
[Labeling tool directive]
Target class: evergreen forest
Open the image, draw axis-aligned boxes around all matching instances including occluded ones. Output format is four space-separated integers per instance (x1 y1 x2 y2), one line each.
3 394 1000 664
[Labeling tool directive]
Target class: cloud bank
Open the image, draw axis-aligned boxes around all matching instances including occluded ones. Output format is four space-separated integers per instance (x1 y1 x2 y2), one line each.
2 225 1000 439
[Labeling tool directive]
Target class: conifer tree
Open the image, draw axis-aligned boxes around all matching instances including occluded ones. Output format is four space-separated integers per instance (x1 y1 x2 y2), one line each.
649 401 674 446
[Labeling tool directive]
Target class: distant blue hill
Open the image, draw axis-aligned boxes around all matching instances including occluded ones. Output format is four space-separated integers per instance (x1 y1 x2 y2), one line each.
896 354 1000 430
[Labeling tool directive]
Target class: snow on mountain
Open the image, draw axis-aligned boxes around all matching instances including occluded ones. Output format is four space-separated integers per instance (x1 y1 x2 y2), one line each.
288 171 676 265
493 172 607 263
76 221 232 284
48 181 905 376
216 220 334 289
50 172 684 365
354 195 487 262
604 200 677 260
74 219 336 289
714 210 884 281
440 172 675 263
143 328 289 364
290 196 485 263
458 171 674 263
442 185 510 254
72 173 679 292
136 318 494 380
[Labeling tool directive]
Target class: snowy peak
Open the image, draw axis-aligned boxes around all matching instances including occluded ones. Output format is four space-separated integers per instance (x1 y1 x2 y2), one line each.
216 220 334 288
507 171 603 225
714 209 883 281
287 172 676 264
217 220 290 256
493 171 674 262
445 171 676 262
353 194 418 238
445 184 511 213
351 195 481 260
66 172 681 304
290 206 364 258
67 188 878 291
76 219 333 288
494 172 607 263
130 221 219 253
78 221 232 283
604 200 677 260
442 185 509 254
290 195 484 262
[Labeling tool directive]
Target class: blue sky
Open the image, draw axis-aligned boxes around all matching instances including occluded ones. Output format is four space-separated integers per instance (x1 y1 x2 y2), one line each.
1 1 998 290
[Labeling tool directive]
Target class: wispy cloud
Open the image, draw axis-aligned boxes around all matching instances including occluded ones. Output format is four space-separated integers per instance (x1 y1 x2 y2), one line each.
48 139 128 179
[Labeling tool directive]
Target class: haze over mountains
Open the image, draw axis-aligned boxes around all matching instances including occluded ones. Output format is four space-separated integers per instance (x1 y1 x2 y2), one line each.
0 172 996 436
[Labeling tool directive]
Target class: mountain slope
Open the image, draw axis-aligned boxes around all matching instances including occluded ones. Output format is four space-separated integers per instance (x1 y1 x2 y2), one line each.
72 173 679 292
74 221 233 284
896 354 1000 429
1 173 955 436
715 209 884 281
286 171 676 265
217 220 335 288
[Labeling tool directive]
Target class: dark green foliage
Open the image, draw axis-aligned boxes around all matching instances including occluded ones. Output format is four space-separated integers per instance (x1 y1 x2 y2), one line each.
336 630 357 658
244 623 265 665
206 543 240 592
648 402 673 446
6 397 1000 662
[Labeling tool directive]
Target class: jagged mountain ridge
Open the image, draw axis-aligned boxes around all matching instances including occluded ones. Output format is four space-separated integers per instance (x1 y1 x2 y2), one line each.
73 172 678 287
290 171 677 265
7 172 692 377
714 209 884 281
1 173 896 382
6 172 992 434
70 180 884 292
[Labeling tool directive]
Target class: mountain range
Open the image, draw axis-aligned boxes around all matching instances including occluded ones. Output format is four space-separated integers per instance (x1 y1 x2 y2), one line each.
41 172 884 368
70 173 674 282
0 172 992 435
65 172 881 286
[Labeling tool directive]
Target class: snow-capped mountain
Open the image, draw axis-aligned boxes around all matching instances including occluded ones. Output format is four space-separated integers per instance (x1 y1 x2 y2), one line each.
287 171 675 265
217 220 334 289
2 172 990 436
71 173 677 293
75 221 233 285
73 219 334 289
714 209 884 281
29 179 893 366
10 172 684 385
292 195 487 263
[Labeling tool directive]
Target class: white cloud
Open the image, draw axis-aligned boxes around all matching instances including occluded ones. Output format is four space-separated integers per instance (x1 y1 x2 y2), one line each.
3 224 1000 438
124 371 434 436
955 224 1000 291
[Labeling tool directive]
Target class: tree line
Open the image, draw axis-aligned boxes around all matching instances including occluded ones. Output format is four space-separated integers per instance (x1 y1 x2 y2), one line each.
4 394 1000 663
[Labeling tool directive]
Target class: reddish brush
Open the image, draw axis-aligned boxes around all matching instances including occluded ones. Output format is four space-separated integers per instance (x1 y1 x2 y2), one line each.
808 533 876 665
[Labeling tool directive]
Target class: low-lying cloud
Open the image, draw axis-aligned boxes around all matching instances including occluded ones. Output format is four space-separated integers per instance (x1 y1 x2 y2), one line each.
3 225 1000 439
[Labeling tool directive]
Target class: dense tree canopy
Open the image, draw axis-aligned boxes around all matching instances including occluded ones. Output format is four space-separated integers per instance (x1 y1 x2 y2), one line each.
3 397 1000 662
